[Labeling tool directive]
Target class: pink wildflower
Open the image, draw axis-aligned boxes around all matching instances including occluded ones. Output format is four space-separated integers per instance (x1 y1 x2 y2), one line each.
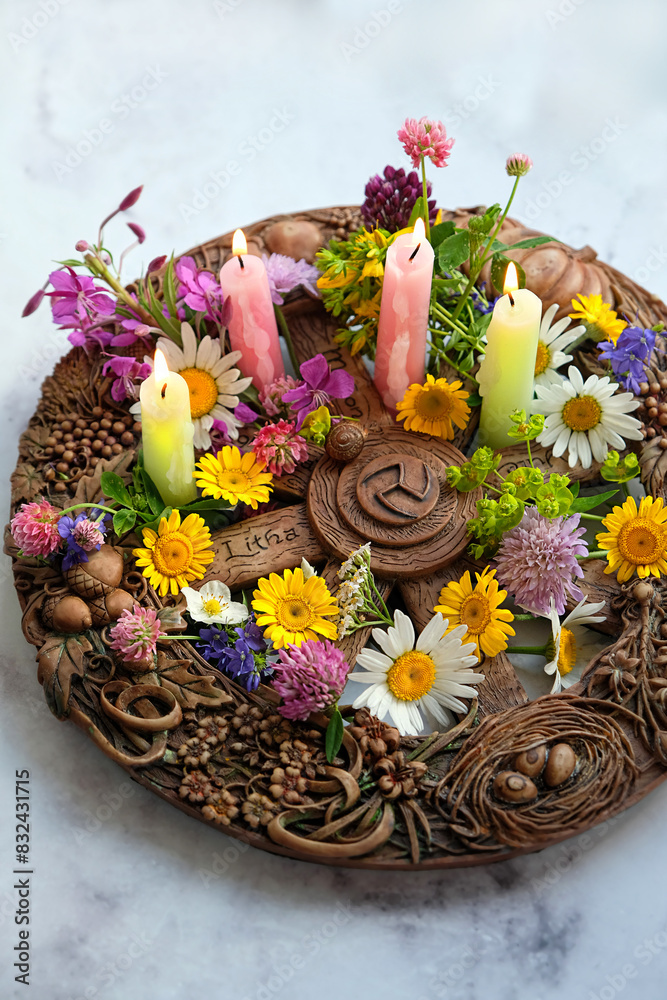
273 640 349 721
506 153 533 178
109 605 165 663
11 498 62 558
251 420 309 476
397 117 454 169
259 375 300 418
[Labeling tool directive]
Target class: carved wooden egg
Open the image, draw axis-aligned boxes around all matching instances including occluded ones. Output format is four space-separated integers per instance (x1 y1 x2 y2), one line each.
493 771 538 804
514 745 546 777
263 219 323 263
544 744 577 787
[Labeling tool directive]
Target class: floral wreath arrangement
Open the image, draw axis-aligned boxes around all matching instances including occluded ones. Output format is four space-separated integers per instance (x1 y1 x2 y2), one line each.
8 117 667 869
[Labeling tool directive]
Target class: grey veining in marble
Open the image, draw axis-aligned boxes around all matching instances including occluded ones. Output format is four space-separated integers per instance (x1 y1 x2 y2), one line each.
2 1 667 998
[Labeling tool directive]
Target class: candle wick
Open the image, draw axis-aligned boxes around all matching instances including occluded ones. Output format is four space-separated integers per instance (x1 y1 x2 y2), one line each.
508 291 515 306
409 243 421 262
161 382 167 398
238 255 244 270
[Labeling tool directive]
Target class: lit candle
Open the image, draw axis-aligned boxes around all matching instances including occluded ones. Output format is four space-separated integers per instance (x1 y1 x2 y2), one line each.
373 216 435 413
219 229 285 390
139 348 197 507
477 263 541 449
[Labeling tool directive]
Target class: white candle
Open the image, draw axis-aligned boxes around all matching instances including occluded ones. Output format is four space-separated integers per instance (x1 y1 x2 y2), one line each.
477 263 541 449
139 348 197 507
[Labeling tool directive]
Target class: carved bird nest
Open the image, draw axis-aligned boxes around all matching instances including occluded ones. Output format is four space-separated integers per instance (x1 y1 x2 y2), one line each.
8 205 667 870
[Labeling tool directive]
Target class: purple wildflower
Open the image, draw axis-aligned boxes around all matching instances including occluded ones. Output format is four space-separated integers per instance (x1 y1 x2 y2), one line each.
58 510 107 570
598 326 656 394
493 508 588 616
262 253 320 305
175 256 225 322
273 640 349 721
102 355 152 402
361 165 437 232
282 354 355 430
47 267 116 347
235 401 261 425
197 617 270 692
196 626 229 662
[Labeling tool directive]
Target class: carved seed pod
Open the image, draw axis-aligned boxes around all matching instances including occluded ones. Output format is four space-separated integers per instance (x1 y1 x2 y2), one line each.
493 771 538 804
544 744 577 787
64 544 124 601
514 745 546 777
42 593 93 633
325 422 366 463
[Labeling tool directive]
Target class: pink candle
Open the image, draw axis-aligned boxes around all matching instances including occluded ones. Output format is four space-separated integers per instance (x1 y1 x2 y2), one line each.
219 229 285 390
373 217 435 413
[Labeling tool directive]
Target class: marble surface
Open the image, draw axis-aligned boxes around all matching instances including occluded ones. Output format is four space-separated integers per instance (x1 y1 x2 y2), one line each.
2 0 667 997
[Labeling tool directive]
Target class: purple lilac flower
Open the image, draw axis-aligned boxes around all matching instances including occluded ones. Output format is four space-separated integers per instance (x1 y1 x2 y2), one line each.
493 508 588 616
273 640 349 721
175 255 225 322
102 356 152 402
58 510 107 570
282 354 355 430
361 165 437 232
262 253 320 305
47 268 116 347
598 326 656 394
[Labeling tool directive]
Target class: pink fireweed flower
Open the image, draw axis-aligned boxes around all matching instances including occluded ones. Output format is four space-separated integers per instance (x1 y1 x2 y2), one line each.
273 640 349 721
109 605 165 663
259 374 300 418
11 498 62 558
397 117 454 169
506 153 533 177
251 420 309 476
493 508 588 616
282 354 355 430
102 355 152 402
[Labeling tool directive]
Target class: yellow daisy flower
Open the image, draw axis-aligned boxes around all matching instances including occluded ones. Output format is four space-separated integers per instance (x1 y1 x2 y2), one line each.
596 495 667 583
133 509 214 597
569 293 627 345
252 567 338 648
434 567 515 660
396 374 471 440
194 446 273 509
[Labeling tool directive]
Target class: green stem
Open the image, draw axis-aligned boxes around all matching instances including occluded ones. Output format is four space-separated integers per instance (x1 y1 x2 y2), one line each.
621 481 630 498
513 613 538 621
420 157 431 241
430 303 472 336
526 437 534 469
578 549 607 560
428 341 480 383
274 304 300 375
84 253 154 324
579 512 605 522
59 502 117 519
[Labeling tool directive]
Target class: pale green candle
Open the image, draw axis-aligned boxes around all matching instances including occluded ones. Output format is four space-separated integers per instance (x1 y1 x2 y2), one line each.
139 348 197 507
477 265 541 449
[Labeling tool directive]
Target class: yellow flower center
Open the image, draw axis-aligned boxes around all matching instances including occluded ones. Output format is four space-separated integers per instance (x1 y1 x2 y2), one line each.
386 650 436 702
152 531 194 577
276 597 315 632
216 469 251 494
415 386 454 420
534 340 551 377
617 517 666 565
557 627 576 676
180 367 219 420
561 394 602 432
202 597 223 616
459 593 492 635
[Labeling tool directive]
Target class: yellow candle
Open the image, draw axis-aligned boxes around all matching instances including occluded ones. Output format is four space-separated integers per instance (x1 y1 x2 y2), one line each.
477 263 541 449
139 348 197 507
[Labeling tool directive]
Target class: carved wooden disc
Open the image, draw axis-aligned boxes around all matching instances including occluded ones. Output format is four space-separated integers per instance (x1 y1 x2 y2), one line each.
308 428 480 577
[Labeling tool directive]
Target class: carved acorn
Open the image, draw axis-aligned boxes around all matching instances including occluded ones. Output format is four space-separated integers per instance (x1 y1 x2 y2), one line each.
64 544 131 626
325 421 366 463
42 594 93 633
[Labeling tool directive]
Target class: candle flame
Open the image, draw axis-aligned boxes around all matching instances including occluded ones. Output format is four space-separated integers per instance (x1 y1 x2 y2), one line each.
413 216 426 241
153 347 169 381
503 262 519 295
232 228 247 256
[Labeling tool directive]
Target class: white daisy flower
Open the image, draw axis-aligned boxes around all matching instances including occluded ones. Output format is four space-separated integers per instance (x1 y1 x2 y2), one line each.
544 597 606 693
181 579 249 625
348 610 483 736
534 364 642 469
152 322 253 449
534 303 586 387
300 557 317 579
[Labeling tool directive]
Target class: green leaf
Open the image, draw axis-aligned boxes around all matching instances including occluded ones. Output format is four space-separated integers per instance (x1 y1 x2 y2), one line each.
407 197 425 229
325 706 345 763
141 506 172 534
100 470 133 507
163 255 179 321
505 235 557 251
570 489 618 513
467 392 482 407
141 467 167 516
570 481 581 498
56 258 86 268
490 255 526 294
112 508 137 536
181 497 231 512
437 231 471 272
428 220 456 249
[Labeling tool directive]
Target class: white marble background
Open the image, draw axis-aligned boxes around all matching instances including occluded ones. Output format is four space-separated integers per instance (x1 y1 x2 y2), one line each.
2 1 667 998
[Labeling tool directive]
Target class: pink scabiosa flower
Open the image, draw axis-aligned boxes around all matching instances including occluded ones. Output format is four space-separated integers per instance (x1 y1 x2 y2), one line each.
493 508 588 616
251 420 309 476
109 605 166 663
259 375 300 418
273 640 349 721
11 498 62 558
397 117 454 169
262 253 320 305
506 153 533 177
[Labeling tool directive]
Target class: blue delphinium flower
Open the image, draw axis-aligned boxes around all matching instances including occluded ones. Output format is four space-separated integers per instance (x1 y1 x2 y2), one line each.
197 615 272 692
599 326 656 394
57 509 107 570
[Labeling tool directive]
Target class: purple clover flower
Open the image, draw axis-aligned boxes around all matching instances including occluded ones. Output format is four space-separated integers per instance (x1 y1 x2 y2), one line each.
58 510 107 570
361 165 437 232
598 326 656 394
262 253 320 305
282 354 355 430
102 355 152 402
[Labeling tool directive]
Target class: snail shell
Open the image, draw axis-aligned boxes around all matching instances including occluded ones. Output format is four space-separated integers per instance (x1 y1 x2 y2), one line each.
514 745 546 777
544 743 576 787
493 771 538 804
42 594 93 633
325 422 366 463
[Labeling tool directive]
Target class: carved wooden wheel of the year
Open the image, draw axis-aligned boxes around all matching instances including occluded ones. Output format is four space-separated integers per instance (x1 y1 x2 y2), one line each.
9 206 667 870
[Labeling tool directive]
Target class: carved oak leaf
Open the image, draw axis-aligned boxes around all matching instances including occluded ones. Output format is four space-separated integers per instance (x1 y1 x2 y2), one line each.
71 450 136 505
11 463 43 504
157 652 232 710
37 632 94 719
18 423 51 459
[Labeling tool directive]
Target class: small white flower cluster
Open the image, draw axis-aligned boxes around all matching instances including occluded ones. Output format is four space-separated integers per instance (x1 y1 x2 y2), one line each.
336 543 372 639
338 542 371 582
